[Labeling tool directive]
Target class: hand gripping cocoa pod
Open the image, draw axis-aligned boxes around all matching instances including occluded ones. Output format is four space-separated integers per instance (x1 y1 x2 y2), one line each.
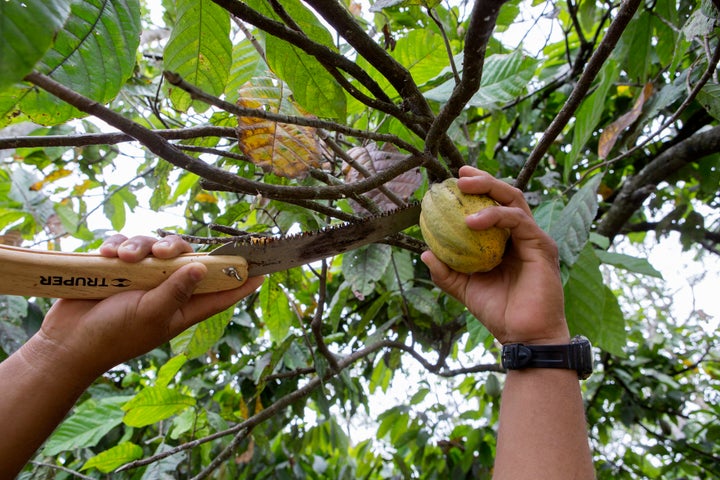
420 178 510 274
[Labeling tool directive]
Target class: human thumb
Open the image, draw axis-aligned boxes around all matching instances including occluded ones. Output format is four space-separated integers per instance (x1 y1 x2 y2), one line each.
141 263 207 317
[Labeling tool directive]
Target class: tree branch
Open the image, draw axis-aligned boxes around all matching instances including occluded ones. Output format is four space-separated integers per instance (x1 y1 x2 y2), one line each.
597 125 720 241
424 0 508 156
0 126 236 150
25 71 426 203
515 0 642 191
300 0 461 175
212 0 404 115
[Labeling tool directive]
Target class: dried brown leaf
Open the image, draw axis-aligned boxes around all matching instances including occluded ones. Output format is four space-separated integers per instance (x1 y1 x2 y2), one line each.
344 143 421 213
598 83 653 159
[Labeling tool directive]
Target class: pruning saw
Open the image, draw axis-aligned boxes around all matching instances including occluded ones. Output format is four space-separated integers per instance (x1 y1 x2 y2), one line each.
0 204 421 299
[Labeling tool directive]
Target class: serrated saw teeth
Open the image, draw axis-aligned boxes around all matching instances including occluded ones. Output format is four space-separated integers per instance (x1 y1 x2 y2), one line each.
228 201 420 247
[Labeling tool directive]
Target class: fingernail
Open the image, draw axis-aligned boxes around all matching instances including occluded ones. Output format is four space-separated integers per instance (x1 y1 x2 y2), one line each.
119 242 138 252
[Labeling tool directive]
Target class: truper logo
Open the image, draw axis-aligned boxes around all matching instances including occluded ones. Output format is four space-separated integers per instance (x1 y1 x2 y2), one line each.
39 276 132 288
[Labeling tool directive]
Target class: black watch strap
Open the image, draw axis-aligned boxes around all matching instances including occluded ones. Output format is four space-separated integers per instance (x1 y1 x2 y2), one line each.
501 335 593 379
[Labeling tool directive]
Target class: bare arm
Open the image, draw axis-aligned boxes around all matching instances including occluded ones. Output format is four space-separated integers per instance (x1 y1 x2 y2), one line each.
422 166 595 479
0 235 264 477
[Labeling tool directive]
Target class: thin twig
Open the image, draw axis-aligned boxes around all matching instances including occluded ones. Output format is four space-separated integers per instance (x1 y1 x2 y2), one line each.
189 428 252 480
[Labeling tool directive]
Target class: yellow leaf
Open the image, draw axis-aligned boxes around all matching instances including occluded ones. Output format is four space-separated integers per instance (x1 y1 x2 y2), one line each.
72 179 95 196
194 192 218 203
616 85 632 97
235 80 323 179
29 168 73 191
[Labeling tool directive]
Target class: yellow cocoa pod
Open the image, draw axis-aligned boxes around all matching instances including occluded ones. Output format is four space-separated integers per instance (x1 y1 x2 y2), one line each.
420 178 509 274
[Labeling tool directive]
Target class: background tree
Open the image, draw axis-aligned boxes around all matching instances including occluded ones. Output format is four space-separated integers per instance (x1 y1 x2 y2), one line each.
0 0 719 478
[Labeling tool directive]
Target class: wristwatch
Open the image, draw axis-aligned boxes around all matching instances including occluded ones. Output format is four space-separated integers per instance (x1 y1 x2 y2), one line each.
501 335 594 379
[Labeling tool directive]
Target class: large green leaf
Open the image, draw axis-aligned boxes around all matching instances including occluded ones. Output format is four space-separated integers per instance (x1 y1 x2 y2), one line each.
342 244 392 300
225 38 266 103
82 442 143 473
164 0 232 112
424 50 538 110
4 168 55 236
595 250 663 279
43 396 129 456
1 0 141 127
0 0 71 92
245 0 346 119
564 244 626 356
620 11 652 83
260 275 294 344
353 29 449 112
565 60 619 177
697 82 720 121
392 30 451 88
546 175 602 266
122 386 196 427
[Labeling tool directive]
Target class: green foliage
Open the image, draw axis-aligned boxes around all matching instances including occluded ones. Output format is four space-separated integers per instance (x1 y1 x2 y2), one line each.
164 0 232 112
0 0 141 127
1 0 719 478
0 1 71 92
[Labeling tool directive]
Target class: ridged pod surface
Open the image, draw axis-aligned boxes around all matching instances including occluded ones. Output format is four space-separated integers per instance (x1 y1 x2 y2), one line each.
420 178 509 274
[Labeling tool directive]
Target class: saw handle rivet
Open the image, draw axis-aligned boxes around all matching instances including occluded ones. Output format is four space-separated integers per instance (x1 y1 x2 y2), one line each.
222 266 244 282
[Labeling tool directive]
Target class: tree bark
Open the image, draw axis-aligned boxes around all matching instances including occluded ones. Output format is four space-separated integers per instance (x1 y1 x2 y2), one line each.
597 125 720 241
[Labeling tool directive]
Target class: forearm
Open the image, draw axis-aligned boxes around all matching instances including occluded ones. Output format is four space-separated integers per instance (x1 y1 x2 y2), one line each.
494 368 595 479
0 334 99 477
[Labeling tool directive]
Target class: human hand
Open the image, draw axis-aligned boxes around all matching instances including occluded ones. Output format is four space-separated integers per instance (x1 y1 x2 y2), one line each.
421 166 569 346
28 234 264 379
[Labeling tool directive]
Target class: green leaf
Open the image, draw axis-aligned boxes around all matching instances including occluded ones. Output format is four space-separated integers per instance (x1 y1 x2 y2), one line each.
0 0 71 92
621 12 652 83
697 82 720 121
424 50 538 110
533 197 570 234
164 0 232 112
547 175 602 266
82 441 143 473
156 354 188 388
43 396 129 456
342 244 392 299
225 38 266 103
104 192 127 231
594 250 663 278
564 244 626 356
370 0 442 12
565 60 619 177
170 307 234 358
403 287 441 317
393 30 451 88
245 0 346 118
2 0 141 127
260 275 294 343
149 160 172 211
469 51 538 109
122 386 196 427
465 315 491 352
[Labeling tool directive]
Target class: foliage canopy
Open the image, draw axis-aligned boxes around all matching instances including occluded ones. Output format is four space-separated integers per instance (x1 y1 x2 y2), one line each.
1 0 719 478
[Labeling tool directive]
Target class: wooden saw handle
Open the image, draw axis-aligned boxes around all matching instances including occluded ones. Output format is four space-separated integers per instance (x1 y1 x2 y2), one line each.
0 245 249 299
